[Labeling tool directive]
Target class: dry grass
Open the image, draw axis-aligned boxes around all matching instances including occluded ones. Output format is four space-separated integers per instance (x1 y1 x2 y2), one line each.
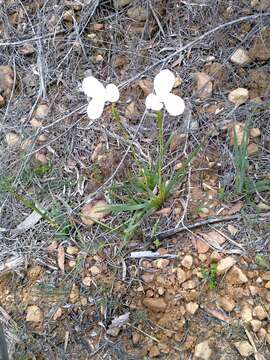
0 0 270 358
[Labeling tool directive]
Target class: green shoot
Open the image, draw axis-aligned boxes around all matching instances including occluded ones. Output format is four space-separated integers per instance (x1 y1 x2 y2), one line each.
202 263 218 289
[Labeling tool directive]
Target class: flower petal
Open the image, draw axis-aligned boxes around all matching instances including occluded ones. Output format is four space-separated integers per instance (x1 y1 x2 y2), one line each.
154 69 175 100
105 83 120 102
145 93 163 111
163 93 185 116
87 98 105 120
82 76 106 98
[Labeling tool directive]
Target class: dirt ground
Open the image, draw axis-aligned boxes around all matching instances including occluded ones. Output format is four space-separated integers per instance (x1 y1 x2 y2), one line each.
0 1 270 359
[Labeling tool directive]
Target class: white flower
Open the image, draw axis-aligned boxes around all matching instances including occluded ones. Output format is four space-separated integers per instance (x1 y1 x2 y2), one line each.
145 69 185 116
82 76 120 120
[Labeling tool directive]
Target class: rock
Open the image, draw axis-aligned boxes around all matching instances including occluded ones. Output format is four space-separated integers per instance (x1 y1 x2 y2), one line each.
250 319 262 332
141 273 155 283
266 333 270 345
182 279 198 290
253 305 268 320
127 6 147 21
35 104 49 119
196 239 209 254
35 153 48 164
194 340 212 360
5 132 21 146
262 272 270 281
217 296 235 312
228 88 249 105
107 326 121 337
90 265 101 276
265 281 270 289
30 118 42 128
143 298 167 313
186 302 199 315
250 127 261 138
27 265 43 282
249 27 270 61
194 72 213 99
149 345 160 358
0 65 14 99
80 200 107 227
0 94 5 107
181 255 193 269
199 254 207 262
241 304 253 323
80 297 87 306
176 268 187 284
249 286 260 296
258 328 267 340
230 48 251 65
217 256 236 275
257 202 270 211
154 259 170 269
234 341 254 357
66 246 79 255
247 143 258 155
226 266 248 285
26 305 43 323
82 276 92 286
113 0 132 9
69 284 80 303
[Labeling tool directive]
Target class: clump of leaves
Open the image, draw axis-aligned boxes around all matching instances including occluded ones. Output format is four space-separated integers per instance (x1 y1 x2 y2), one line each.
202 263 218 289
105 108 204 243
255 255 270 270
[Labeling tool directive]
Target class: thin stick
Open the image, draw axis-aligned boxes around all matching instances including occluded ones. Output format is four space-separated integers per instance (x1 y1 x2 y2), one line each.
121 12 270 88
151 212 270 241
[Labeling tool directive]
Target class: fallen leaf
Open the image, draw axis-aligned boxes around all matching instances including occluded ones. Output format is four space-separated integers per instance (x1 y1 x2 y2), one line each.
207 308 231 323
80 200 107 226
194 72 213 99
107 312 130 337
227 224 238 236
19 43 35 55
125 101 137 117
137 78 152 96
229 122 246 146
53 307 62 321
227 202 243 215
47 241 58 253
57 245 65 273
10 210 42 236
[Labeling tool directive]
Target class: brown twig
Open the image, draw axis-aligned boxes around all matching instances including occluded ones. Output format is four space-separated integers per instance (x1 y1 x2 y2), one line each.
151 212 270 241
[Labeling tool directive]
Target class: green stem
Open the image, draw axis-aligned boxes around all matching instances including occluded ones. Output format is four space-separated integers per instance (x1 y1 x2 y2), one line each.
111 103 141 170
156 110 164 189
5 184 60 229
